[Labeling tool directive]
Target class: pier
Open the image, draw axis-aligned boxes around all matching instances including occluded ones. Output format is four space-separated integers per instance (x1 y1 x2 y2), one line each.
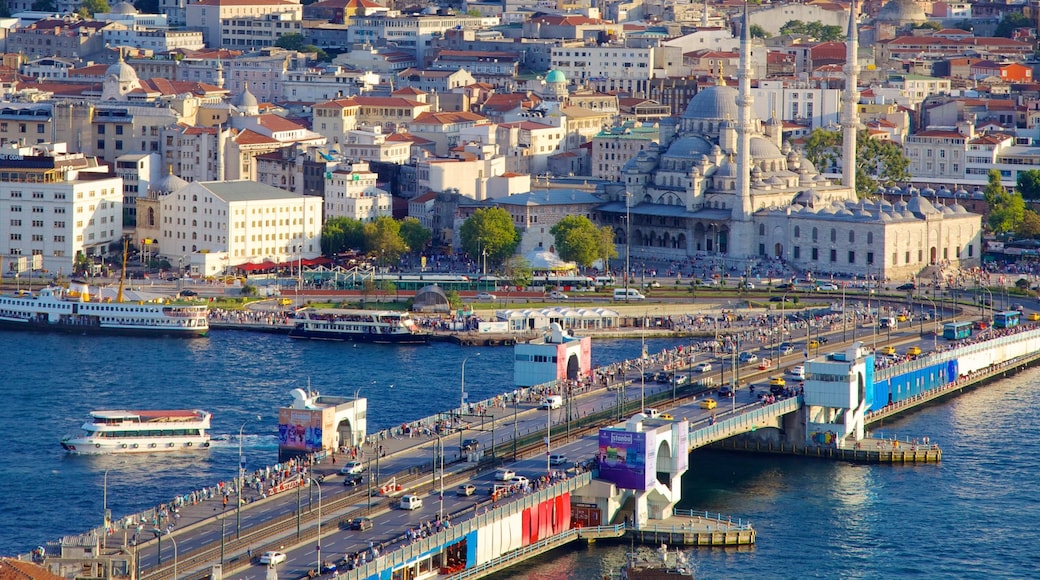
26 311 1040 580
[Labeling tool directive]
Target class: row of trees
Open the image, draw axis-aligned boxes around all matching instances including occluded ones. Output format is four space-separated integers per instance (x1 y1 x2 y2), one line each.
321 216 431 265
802 128 910 197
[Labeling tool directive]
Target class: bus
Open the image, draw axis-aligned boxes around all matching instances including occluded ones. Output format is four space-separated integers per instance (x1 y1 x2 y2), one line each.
942 321 972 340
993 310 1021 329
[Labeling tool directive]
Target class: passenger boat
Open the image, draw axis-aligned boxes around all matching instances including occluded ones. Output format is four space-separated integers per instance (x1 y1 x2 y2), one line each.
288 308 430 344
0 280 208 336
619 545 693 580
61 409 213 454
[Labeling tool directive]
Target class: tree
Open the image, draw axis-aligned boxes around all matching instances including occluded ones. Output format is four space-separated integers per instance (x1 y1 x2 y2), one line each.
300 45 329 62
459 207 520 266
1017 170 1040 200
1018 210 1040 239
750 24 770 39
398 218 432 254
985 169 1025 234
274 33 306 52
550 215 601 267
596 225 619 270
321 217 366 256
779 20 842 41
803 129 842 174
502 256 533 291
856 131 909 196
913 21 941 31
994 12 1030 38
76 0 108 17
364 216 408 266
31 0 55 11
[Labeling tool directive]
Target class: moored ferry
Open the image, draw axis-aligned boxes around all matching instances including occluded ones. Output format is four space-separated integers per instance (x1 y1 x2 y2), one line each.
61 409 212 454
289 307 430 344
0 280 208 337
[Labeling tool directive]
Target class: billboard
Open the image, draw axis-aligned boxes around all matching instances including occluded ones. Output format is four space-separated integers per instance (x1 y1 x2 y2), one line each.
278 408 329 451
597 429 654 490
675 420 689 472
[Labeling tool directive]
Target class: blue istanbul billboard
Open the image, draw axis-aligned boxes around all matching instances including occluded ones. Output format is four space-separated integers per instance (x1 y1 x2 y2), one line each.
598 429 655 490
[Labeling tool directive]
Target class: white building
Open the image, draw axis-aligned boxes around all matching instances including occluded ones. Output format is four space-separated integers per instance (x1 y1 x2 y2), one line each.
0 143 123 274
549 44 684 95
345 14 501 63
115 152 161 225
157 179 322 267
324 161 392 222
752 81 843 130
185 0 303 49
336 126 413 166
103 26 205 53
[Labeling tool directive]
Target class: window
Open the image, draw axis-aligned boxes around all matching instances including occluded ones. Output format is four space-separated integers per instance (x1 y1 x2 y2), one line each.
830 228 836 243
848 231 855 243
848 251 855 264
867 232 873 244
867 252 874 265
758 224 765 236
830 249 837 262
811 247 819 260
794 246 801 259
794 226 800 238
812 227 818 242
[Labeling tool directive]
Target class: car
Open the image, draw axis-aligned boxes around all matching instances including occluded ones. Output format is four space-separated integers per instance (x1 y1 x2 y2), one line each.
906 346 922 356
277 298 293 306
659 413 674 421
461 438 481 452
769 296 793 302
1029 313 1040 321
808 339 820 349
693 362 712 373
494 469 516 481
475 292 497 301
788 365 806 379
549 454 568 465
400 494 423 510
179 289 198 297
671 374 690 386
513 475 530 487
339 461 364 475
343 474 364 487
643 281 661 288
696 279 719 288
818 336 829 344
321 562 338 575
779 344 795 355
642 408 660 418
897 314 908 323
896 283 916 291
699 399 718 409
259 551 287 565
718 385 734 398
457 484 476 496
770 376 786 387
656 372 672 384
775 283 794 291
880 346 897 356
548 290 568 299
741 282 755 290
816 283 839 291
642 371 657 381
737 352 758 364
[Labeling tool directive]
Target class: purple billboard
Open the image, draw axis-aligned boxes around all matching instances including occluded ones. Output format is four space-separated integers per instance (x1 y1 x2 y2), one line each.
597 429 654 490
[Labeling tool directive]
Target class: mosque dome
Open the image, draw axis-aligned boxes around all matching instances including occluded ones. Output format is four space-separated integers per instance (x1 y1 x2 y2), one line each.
907 194 938 215
951 202 969 214
152 172 188 194
876 0 927 25
714 158 739 178
110 1 139 14
664 136 713 158
681 85 740 121
545 69 566 84
106 59 139 84
236 83 259 115
750 136 783 160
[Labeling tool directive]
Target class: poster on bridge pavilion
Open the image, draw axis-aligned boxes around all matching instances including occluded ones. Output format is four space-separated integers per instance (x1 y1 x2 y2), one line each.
597 429 654 490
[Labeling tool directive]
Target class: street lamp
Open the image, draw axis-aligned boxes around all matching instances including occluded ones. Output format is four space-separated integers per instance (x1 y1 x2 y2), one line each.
310 477 323 575
545 397 552 475
624 191 632 302
237 415 261 539
435 434 445 520
461 354 480 415
153 529 177 580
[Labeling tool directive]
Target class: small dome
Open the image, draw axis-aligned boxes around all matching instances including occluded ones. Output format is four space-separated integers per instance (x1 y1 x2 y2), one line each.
110 1 139 14
152 172 188 194
750 136 783 159
798 155 817 174
907 195 938 215
664 136 713 158
877 0 927 24
951 202 969 214
681 85 740 121
921 186 936 196
714 159 738 178
236 83 259 113
545 69 566 84
105 59 138 84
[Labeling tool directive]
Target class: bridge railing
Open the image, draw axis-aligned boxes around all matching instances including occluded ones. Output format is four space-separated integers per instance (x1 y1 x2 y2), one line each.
336 471 594 580
672 508 753 531
687 396 802 449
876 326 1040 381
446 523 627 580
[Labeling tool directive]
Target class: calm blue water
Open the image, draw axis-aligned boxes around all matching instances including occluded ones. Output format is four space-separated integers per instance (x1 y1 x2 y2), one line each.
0 330 683 555
6 331 1040 579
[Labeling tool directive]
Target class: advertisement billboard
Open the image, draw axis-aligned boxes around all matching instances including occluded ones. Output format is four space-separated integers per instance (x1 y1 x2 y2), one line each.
278 408 328 451
597 429 653 490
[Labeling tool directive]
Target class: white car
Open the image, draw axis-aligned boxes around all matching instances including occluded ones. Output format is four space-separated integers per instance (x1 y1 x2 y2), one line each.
494 469 516 481
693 362 712 373
788 365 806 379
259 551 287 565
475 292 497 301
339 461 364 475
513 475 530 487
549 291 568 299
816 283 839 291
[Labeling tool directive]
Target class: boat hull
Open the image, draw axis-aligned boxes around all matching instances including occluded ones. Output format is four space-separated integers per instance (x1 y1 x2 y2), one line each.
288 327 429 344
60 437 211 454
0 317 207 337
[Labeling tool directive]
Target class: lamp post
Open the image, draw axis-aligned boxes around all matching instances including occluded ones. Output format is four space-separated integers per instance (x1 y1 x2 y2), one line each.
624 191 632 302
237 415 261 539
460 353 479 450
923 296 938 352
311 477 323 575
153 529 176 580
545 398 551 475
103 470 110 531
436 434 445 520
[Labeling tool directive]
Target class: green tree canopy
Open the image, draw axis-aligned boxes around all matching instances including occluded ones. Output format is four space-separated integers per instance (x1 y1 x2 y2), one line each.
300 45 329 62
274 33 306 51
802 129 910 197
913 21 941 30
1016 169 1040 200
550 215 601 267
779 20 843 41
985 169 1024 233
994 12 1030 38
749 24 770 39
803 128 842 174
1017 210 1040 239
365 216 408 266
77 0 108 17
597 225 619 269
321 216 367 256
502 256 533 290
398 217 432 254
459 207 520 266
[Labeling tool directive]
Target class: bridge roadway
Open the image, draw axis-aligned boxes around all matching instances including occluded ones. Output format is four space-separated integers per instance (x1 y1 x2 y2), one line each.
135 319 945 580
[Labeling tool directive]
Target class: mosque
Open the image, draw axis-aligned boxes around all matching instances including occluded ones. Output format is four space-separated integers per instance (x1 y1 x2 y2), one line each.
594 4 982 281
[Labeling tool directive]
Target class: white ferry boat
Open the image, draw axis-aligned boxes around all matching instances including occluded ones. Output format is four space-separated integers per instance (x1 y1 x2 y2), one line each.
0 280 208 337
289 308 430 344
61 409 213 454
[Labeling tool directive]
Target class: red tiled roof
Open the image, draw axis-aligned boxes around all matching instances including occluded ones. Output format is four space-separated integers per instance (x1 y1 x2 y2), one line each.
0 558 65 580
385 132 433 144
411 111 487 125
392 86 426 95
411 190 438 203
913 129 965 138
235 129 278 145
139 78 226 96
68 64 108 77
354 96 426 107
257 113 306 132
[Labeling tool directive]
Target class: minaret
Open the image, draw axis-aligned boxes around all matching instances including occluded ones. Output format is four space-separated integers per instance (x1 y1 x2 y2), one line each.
730 1 755 259
215 57 225 89
841 1 859 189
701 0 709 28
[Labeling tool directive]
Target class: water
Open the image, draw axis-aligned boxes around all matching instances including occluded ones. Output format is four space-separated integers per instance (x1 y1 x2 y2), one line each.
7 332 1040 578
491 366 1040 579
0 330 683 555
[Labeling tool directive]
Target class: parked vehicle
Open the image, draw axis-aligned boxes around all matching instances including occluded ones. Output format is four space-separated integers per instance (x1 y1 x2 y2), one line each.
694 362 712 373
613 288 646 301
540 396 562 410
400 495 424 510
